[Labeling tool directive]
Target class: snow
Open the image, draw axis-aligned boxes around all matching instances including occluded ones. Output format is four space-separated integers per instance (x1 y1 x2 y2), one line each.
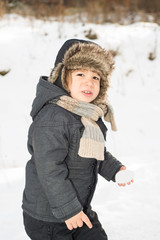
0 14 160 239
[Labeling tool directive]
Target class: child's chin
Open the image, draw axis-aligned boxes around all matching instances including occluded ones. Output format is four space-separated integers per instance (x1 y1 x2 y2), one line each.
74 95 94 103
80 95 95 103
80 98 93 103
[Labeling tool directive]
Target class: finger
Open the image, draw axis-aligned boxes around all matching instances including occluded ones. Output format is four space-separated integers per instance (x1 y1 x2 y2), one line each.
118 183 126 187
120 166 126 171
66 223 73 231
72 222 78 229
82 214 92 229
127 179 134 185
77 220 83 228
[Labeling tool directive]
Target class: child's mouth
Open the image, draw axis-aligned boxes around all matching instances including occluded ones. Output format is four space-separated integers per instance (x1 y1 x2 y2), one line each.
82 90 93 97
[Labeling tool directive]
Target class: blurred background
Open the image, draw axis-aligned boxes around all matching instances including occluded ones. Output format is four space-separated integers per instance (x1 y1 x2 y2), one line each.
0 0 160 24
0 1 160 239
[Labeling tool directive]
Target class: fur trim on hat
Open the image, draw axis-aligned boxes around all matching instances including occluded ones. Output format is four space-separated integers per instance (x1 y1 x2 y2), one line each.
49 42 114 104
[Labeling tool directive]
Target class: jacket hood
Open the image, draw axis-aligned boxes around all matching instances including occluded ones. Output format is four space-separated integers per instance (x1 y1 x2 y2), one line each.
30 76 69 119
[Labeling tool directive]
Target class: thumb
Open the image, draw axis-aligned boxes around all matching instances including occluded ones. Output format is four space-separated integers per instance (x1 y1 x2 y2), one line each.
81 213 93 229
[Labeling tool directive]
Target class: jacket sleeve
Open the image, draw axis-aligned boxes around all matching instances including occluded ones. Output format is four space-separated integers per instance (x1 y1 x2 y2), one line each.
98 149 123 181
32 123 82 221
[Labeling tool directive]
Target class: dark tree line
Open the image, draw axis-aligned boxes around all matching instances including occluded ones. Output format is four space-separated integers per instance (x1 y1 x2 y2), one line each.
2 0 160 13
1 0 160 23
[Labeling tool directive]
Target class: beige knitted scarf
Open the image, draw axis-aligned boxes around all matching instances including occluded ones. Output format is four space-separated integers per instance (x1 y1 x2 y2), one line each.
50 95 117 161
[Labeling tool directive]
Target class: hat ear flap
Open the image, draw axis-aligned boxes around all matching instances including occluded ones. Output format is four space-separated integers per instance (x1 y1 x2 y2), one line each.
61 66 69 92
49 62 63 83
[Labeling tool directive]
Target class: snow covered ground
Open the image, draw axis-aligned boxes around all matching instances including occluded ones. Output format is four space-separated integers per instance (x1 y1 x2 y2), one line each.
0 14 160 239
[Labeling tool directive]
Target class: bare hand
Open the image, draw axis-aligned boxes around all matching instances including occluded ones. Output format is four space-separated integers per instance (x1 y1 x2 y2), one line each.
65 211 93 230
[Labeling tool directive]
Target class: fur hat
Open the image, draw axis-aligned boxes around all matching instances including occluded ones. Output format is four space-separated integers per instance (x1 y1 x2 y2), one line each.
49 41 114 104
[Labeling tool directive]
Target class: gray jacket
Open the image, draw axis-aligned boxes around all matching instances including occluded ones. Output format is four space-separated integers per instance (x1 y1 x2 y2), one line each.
22 76 123 222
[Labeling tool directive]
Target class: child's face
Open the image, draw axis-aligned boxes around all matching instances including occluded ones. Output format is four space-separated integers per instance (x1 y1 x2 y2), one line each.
68 69 100 103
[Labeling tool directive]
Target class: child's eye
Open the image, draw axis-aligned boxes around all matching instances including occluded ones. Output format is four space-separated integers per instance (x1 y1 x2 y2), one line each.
93 76 100 81
77 73 84 77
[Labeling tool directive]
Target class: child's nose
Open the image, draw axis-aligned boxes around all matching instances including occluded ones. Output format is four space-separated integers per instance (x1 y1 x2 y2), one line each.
85 78 94 86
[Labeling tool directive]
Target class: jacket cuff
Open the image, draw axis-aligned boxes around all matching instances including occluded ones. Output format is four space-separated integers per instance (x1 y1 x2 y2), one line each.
51 197 83 221
106 163 123 182
111 165 124 182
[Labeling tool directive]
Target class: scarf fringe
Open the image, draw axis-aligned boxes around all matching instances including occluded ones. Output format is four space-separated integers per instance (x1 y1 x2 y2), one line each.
104 104 117 131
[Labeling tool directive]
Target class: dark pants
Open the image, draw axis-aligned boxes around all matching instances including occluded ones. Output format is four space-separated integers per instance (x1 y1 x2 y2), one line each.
23 209 108 240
